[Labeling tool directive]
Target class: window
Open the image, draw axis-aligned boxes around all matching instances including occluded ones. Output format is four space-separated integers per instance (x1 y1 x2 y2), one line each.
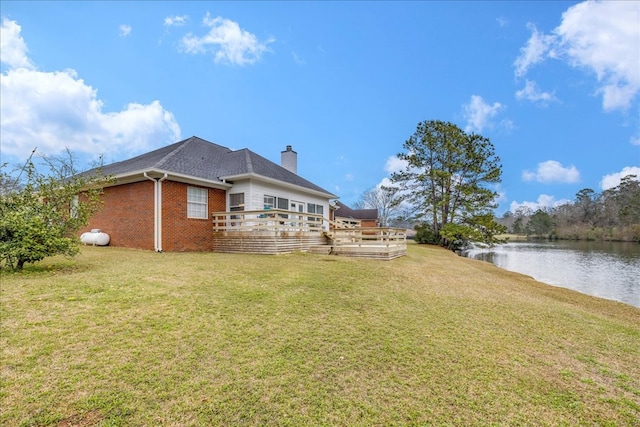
187 186 208 219
307 203 324 223
276 197 289 218
277 197 289 210
229 193 245 212
264 195 275 210
229 193 244 222
307 203 323 215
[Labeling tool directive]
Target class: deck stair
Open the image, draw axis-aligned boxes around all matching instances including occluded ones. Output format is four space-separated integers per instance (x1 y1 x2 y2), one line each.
307 245 333 255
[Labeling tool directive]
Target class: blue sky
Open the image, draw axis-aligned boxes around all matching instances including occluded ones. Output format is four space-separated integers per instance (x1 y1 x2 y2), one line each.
1 1 639 215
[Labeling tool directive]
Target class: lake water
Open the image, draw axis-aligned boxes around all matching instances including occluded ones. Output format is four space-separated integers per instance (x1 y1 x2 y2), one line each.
463 240 640 308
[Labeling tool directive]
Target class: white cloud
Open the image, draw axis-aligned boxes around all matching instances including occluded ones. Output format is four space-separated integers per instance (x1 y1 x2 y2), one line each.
514 23 555 78
515 80 558 105
384 155 407 175
600 166 640 190
0 18 33 69
463 95 504 133
515 1 640 111
119 24 131 37
164 15 188 27
522 160 580 184
496 17 508 28
180 13 274 66
631 135 640 146
509 194 572 213
377 177 393 188
0 19 181 160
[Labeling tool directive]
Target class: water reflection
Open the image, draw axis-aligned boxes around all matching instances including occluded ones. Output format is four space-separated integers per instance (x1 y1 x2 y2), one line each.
464 241 640 308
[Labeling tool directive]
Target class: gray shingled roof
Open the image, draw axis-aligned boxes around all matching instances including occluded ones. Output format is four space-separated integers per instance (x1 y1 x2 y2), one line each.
90 136 335 196
334 201 378 220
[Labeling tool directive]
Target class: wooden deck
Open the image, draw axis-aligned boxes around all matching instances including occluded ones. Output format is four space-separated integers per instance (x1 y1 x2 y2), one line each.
328 227 407 260
211 209 406 259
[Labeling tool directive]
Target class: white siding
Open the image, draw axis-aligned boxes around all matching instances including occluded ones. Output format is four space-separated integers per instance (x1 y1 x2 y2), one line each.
227 180 251 209
227 179 331 229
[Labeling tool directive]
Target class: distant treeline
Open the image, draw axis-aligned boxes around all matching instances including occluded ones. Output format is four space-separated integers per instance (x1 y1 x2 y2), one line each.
498 175 640 242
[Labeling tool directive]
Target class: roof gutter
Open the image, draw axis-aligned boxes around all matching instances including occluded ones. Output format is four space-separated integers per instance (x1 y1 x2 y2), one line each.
144 172 168 252
112 169 232 189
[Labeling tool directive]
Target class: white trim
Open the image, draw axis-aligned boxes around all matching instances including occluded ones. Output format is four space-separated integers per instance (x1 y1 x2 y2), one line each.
221 172 336 199
187 186 208 219
114 169 232 190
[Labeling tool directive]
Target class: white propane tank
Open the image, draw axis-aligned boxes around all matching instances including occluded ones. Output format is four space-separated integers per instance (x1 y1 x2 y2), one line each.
81 229 110 246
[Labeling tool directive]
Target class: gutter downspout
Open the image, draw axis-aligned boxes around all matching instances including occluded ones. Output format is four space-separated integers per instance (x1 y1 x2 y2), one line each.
157 173 168 252
144 173 168 252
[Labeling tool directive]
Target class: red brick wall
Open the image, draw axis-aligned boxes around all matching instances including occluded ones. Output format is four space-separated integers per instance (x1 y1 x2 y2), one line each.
82 180 227 252
82 180 155 250
360 219 378 228
161 181 226 251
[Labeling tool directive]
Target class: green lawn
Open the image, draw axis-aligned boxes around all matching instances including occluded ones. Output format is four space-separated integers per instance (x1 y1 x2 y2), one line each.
1 243 639 426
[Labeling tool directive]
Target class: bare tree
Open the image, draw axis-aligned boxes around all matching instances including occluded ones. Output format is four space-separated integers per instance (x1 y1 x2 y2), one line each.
358 184 403 227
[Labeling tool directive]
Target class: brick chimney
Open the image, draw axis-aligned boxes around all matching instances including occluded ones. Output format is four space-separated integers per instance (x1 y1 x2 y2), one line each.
281 145 297 174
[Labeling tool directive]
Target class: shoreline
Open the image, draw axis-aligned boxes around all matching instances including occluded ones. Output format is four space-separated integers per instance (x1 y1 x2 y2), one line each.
497 233 640 243
461 239 640 308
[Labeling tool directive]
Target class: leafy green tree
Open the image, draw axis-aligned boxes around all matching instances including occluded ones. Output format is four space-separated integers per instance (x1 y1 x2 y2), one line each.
391 120 504 249
512 217 524 234
507 175 639 241
527 209 554 237
0 152 111 270
414 223 439 244
612 175 640 225
574 188 598 225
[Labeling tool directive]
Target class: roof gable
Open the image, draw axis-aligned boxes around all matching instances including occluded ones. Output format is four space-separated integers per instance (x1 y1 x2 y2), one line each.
335 201 378 220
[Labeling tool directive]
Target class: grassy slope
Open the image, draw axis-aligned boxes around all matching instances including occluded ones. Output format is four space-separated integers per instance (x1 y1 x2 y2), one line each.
1 243 638 426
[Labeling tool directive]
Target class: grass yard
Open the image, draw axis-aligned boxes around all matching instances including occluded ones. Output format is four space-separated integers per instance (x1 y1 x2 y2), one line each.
1 243 639 426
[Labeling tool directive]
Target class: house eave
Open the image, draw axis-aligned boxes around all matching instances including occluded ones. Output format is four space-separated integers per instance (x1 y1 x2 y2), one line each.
109 169 233 189
221 172 337 199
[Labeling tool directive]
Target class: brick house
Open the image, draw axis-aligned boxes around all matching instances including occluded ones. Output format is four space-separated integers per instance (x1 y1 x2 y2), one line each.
81 136 337 252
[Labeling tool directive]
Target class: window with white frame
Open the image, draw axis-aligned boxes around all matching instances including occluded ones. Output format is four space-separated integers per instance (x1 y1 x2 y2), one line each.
229 192 244 222
307 203 324 216
264 195 275 210
187 186 208 219
277 197 289 210
229 193 245 212
276 197 289 218
307 203 324 223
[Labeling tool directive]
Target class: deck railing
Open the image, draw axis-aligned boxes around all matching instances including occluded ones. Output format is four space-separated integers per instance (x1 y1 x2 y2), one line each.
212 209 327 233
211 209 407 258
332 217 362 229
331 227 407 248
